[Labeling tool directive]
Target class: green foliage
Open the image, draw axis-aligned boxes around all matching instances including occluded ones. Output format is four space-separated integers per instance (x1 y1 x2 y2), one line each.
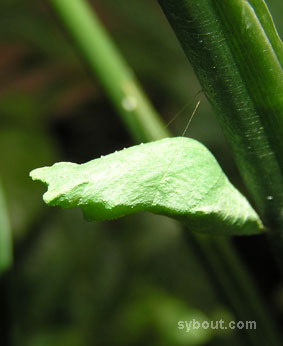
113 285 214 346
0 181 12 274
159 0 283 231
0 94 57 239
1 0 282 344
48 0 169 143
30 137 263 235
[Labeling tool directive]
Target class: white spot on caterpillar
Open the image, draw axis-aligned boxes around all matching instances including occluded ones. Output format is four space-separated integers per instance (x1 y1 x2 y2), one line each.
266 196 273 200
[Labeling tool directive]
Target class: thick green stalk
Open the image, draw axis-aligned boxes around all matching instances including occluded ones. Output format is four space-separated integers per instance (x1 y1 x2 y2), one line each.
159 0 283 250
48 0 169 143
47 1 281 344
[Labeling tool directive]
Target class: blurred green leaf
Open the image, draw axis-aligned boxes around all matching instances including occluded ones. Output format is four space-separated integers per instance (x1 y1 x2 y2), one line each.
0 126 56 238
114 285 213 346
0 180 12 274
30 137 264 235
27 328 85 346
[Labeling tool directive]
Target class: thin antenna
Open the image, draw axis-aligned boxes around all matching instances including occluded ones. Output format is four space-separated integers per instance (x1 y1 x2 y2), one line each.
182 99 201 137
165 101 192 129
165 89 204 130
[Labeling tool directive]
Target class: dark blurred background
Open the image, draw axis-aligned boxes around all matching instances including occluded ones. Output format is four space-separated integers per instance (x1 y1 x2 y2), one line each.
1 0 283 345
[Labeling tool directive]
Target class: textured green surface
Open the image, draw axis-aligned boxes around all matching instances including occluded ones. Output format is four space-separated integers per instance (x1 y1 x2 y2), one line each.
30 137 264 235
159 0 283 232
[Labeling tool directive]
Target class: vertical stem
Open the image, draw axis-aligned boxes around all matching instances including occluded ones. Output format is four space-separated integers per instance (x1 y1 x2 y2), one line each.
48 0 169 143
158 0 283 266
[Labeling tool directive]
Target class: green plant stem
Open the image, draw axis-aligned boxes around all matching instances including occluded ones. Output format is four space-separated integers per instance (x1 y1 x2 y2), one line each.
47 0 281 344
48 0 169 143
159 0 283 266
